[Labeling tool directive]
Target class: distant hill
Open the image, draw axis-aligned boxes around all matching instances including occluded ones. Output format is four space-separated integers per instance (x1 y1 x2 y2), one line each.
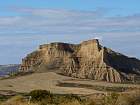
0 64 20 77
19 39 140 83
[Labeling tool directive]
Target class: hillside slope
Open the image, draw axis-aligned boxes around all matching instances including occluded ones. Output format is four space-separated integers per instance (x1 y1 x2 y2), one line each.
0 72 139 95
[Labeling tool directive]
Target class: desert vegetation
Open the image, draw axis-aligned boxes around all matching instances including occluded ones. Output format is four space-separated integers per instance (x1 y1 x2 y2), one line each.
57 82 138 92
0 89 140 105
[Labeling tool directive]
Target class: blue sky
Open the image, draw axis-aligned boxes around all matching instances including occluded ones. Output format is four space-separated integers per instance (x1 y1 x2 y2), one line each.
0 0 140 64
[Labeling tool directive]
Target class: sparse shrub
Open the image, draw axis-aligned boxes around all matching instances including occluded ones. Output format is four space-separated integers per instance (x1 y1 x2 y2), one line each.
60 100 81 105
7 95 24 103
2 95 26 105
1 90 140 105
87 100 96 105
64 94 82 102
116 94 134 105
0 95 8 102
29 90 52 103
27 90 84 105
102 92 119 105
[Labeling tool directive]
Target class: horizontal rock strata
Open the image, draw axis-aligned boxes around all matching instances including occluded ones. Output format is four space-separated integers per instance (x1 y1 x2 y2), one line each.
19 39 140 83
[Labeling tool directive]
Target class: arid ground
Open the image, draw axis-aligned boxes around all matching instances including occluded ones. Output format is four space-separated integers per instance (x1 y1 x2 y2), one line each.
0 72 139 96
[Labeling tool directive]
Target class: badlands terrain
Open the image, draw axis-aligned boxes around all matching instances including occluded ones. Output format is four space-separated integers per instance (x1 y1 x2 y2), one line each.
0 39 140 105
0 39 140 96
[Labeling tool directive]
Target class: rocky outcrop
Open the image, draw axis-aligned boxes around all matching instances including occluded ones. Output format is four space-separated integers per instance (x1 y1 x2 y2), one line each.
19 39 140 83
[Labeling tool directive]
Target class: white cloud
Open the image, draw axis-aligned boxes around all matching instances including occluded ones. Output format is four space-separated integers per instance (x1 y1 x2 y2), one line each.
0 8 140 64
0 8 140 35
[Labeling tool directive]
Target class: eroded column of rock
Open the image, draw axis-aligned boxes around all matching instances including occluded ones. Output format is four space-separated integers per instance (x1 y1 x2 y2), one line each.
76 40 122 82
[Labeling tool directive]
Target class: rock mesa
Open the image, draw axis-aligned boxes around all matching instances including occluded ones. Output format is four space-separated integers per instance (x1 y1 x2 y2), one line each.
19 39 140 83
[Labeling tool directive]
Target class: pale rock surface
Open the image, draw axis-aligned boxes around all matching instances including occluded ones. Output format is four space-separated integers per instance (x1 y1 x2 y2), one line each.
19 39 140 82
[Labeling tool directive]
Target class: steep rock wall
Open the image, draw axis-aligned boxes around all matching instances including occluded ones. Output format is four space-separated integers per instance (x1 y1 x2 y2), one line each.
19 39 140 82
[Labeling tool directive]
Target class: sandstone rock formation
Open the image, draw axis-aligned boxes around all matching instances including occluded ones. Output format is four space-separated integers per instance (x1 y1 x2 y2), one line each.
19 39 140 82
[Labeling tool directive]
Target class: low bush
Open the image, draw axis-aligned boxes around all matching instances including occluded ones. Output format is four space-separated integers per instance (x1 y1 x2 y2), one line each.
28 90 52 102
1 90 140 105
102 92 119 105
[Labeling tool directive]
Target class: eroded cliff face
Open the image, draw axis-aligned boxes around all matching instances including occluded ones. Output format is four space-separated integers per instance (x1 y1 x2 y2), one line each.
19 39 140 83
